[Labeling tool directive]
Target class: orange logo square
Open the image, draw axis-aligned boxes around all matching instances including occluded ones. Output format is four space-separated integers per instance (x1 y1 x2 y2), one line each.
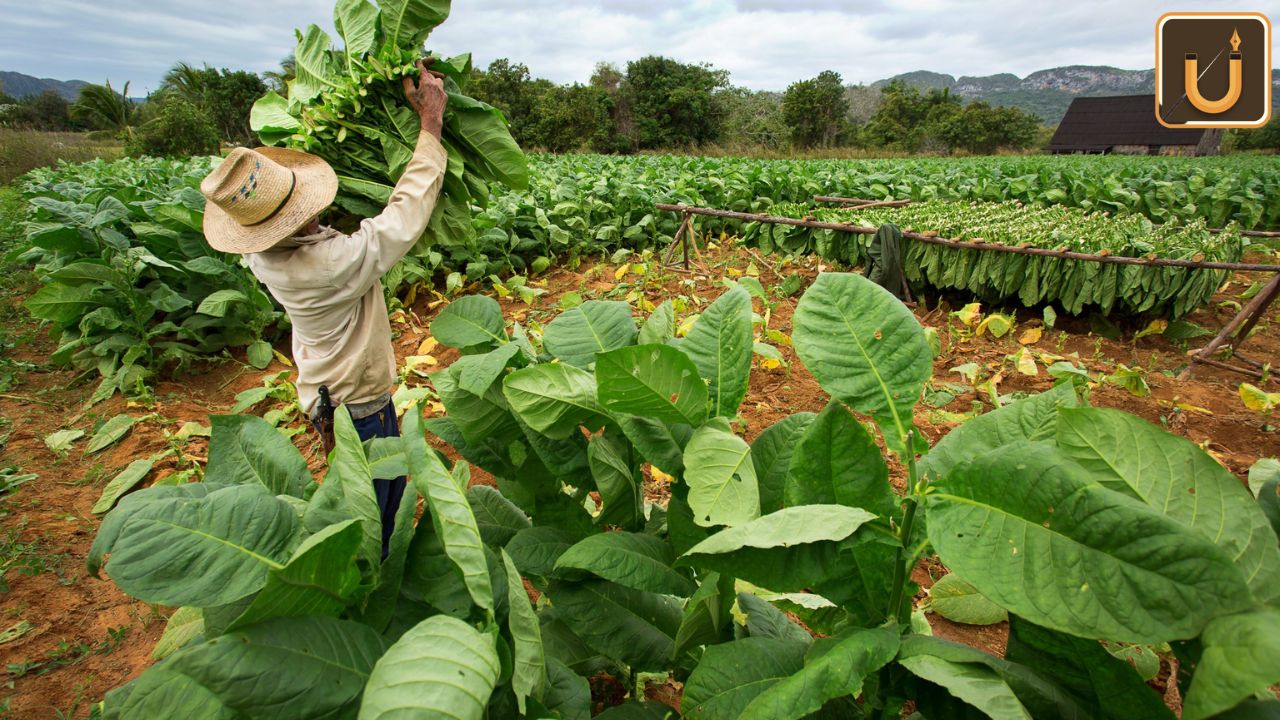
1156 12 1272 128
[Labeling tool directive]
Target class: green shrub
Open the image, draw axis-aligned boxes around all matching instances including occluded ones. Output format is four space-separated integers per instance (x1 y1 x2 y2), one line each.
126 97 219 158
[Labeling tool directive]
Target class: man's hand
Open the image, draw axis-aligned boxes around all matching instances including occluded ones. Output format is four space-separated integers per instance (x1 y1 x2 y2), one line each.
403 59 446 140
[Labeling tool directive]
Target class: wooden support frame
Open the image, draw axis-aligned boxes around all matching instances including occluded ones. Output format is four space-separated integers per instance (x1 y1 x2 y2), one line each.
1179 272 1280 381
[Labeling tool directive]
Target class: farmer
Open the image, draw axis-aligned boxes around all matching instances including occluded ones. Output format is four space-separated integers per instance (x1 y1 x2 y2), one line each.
197 60 448 559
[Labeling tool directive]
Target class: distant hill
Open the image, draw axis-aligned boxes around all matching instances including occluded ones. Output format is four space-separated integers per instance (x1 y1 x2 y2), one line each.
0 71 89 101
871 65 1280 124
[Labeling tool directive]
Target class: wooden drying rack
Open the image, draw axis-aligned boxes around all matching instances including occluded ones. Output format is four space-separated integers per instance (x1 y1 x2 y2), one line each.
655 198 1280 383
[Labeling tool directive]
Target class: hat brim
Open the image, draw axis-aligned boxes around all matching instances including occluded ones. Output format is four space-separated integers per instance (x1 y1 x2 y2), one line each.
203 147 339 254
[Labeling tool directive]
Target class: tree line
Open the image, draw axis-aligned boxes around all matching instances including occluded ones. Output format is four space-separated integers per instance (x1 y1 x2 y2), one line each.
467 57 1047 154
3 54 1277 156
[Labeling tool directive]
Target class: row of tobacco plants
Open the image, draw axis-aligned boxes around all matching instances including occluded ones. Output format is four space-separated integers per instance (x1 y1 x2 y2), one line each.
89 273 1280 719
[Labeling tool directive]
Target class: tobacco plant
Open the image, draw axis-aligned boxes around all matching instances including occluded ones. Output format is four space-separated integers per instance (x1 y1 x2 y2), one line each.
87 274 1279 719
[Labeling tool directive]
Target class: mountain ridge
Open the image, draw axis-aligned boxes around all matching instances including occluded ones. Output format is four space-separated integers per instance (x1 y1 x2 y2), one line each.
0 71 89 102
871 65 1280 123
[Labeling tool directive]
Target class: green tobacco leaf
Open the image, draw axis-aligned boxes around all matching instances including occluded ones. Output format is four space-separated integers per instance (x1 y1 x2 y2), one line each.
1183 609 1280 720
679 285 753 418
683 419 760 528
430 295 506 352
246 340 273 370
784 401 895 516
376 0 451 48
1248 458 1280 497
449 99 531 191
925 574 1008 626
117 668 235 720
355 485 418 633
290 24 339 103
503 363 609 439
681 505 876 592
555 532 694 596
167 616 383 720
451 343 521 397
541 657 591 720
618 414 689 477
105 484 297 607
792 273 931 454
543 300 637 368
326 409 384 566
334 0 379 57
468 485 530 546
738 592 812 646
743 627 900 719
751 412 816 514
674 571 733 661
403 406 493 612
928 442 1251 643
229 520 365 630
196 289 248 318
502 549 546 714
92 459 153 514
899 653 1031 720
682 637 807 720
360 615 497 720
249 90 300 141
547 579 681 670
589 431 643 529
86 414 138 454
26 283 96 325
1057 407 1280 605
638 300 675 345
920 382 1077 481
595 344 708 426
152 606 204 661
505 526 576 578
1004 616 1173 720
206 415 310 498
43 428 84 453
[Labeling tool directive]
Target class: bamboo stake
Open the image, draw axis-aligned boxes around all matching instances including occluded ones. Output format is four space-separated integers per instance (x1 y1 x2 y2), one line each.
653 203 1280 273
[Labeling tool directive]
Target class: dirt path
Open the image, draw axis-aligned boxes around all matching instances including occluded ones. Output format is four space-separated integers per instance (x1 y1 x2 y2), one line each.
0 241 1276 717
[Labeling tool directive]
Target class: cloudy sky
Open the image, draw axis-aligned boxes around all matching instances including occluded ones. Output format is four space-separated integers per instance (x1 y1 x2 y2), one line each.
2 0 1277 94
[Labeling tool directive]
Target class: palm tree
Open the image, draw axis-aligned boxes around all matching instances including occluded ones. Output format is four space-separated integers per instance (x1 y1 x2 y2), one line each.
262 54 297 95
71 80 135 138
161 62 211 109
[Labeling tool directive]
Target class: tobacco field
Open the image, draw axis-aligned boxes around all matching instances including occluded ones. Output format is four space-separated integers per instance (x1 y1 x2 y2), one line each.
1 1 1279 717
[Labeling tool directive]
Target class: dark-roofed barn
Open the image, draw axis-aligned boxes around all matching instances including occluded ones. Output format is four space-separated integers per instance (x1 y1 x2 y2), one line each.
1049 95 1221 156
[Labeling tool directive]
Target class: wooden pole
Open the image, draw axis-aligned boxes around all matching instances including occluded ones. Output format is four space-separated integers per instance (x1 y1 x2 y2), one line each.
1180 272 1280 380
653 203 1280 273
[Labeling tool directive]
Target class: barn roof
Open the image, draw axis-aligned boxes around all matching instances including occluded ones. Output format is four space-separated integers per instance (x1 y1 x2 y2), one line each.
1048 95 1209 151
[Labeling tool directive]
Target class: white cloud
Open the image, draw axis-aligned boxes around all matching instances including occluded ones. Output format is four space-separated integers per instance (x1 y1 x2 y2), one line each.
0 0 1276 95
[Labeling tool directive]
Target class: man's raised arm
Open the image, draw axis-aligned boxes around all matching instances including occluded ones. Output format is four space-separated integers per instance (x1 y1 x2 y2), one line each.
332 60 449 292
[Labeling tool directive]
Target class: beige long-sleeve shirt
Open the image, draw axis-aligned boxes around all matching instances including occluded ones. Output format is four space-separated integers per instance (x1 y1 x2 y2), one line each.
246 132 448 418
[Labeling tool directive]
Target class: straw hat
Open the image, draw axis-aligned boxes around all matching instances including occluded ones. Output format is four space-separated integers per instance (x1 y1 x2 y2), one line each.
200 147 338 254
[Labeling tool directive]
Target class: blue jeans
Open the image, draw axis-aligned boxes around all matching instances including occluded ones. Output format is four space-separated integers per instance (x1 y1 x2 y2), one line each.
350 402 406 560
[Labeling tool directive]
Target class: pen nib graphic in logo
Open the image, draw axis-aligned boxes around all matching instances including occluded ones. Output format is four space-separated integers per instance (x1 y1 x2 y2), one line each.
1156 13 1272 128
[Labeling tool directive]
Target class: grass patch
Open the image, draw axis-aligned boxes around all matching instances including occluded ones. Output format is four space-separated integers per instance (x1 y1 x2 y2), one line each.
0 130 123 186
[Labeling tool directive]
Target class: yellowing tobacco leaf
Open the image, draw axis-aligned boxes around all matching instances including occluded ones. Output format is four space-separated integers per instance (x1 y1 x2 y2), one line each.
952 303 982 326
614 264 631 280
417 337 439 355
1019 327 1042 345
1011 348 1038 376
677 314 700 337
1239 383 1280 412
1134 319 1168 340
977 314 1014 338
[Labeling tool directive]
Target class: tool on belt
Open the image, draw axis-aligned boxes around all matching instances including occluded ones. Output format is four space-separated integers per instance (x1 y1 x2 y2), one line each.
314 385 337 455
